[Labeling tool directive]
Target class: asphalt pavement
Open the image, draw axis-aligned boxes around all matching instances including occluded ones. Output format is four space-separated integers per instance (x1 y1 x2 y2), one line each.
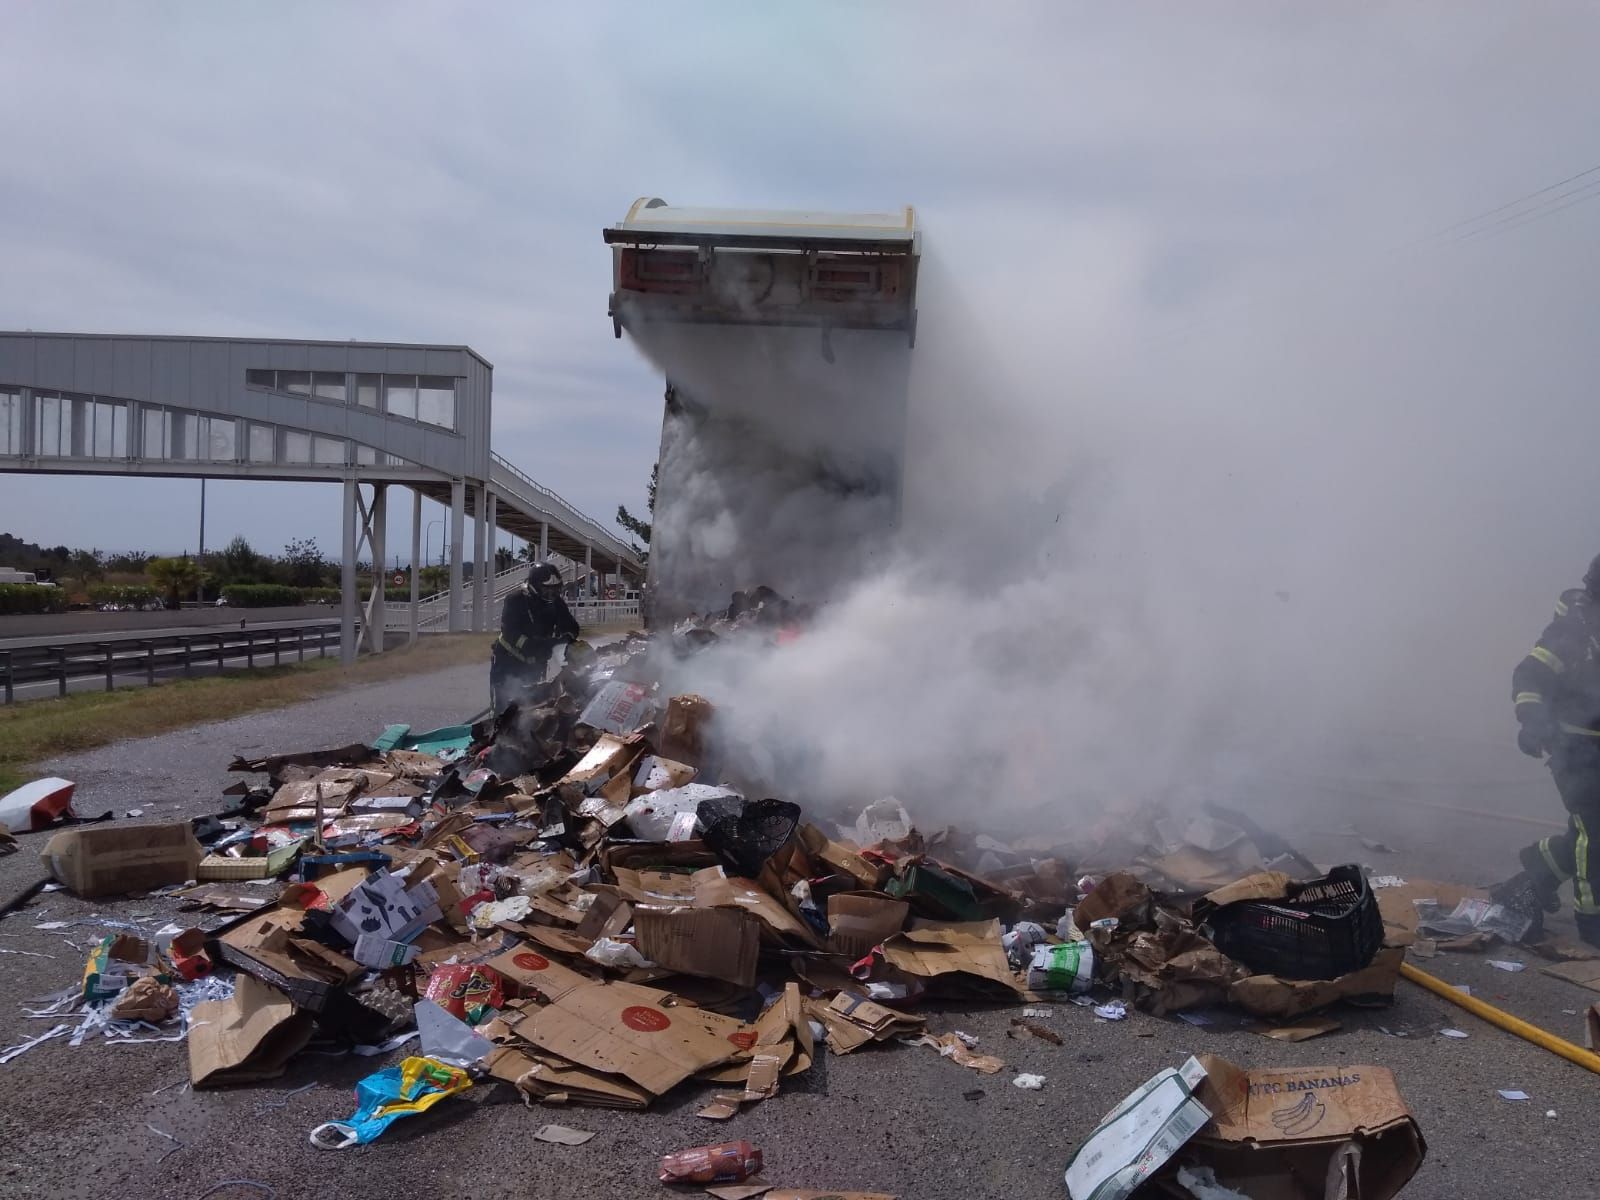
0 663 1596 1199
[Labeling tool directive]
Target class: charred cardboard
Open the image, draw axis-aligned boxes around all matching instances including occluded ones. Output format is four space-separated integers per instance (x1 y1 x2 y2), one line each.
229 742 374 776
217 909 362 1011
562 733 646 794
880 918 1020 994
41 822 203 897
827 892 910 958
188 974 314 1087
635 905 760 987
632 754 698 795
1163 1052 1427 1200
502 979 751 1095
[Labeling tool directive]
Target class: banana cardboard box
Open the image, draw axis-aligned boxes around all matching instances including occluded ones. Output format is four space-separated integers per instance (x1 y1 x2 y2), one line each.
1160 1053 1426 1200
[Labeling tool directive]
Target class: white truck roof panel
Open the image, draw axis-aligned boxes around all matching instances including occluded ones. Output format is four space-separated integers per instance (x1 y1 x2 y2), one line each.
611 199 917 249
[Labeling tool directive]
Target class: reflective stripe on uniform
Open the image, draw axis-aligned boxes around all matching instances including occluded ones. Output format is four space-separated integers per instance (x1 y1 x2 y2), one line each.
1539 836 1573 883
1556 598 1570 617
1515 692 1545 707
1558 722 1600 737
1530 646 1566 674
495 634 529 663
1576 816 1600 915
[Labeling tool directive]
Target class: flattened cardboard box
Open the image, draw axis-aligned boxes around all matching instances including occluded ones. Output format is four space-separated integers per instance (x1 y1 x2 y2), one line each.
484 1044 651 1110
635 905 761 987
612 865 821 948
880 918 1020 993
1229 946 1405 1020
827 892 910 959
487 943 595 1001
188 974 314 1087
41 822 203 897
799 824 889 891
700 983 815 1083
1152 1053 1426 1200
503 979 753 1095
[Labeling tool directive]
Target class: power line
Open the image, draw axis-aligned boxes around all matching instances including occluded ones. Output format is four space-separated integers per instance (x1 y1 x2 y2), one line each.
1426 160 1600 240
1449 175 1600 244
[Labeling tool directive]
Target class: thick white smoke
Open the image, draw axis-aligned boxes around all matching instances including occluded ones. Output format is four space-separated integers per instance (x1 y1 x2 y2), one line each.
620 212 1600 843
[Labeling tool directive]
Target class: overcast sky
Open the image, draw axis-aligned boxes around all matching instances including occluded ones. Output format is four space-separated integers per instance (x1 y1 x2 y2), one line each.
3 3 1599 565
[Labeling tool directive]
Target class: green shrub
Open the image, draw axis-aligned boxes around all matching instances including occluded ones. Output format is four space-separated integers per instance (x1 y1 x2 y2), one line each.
0 584 68 614
222 583 304 608
88 583 160 607
299 587 339 605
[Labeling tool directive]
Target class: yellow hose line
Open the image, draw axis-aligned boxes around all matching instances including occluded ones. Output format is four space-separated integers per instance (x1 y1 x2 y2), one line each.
1400 960 1600 1076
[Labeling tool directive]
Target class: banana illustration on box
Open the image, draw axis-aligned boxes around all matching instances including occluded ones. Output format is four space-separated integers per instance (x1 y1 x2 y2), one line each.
1270 1091 1327 1136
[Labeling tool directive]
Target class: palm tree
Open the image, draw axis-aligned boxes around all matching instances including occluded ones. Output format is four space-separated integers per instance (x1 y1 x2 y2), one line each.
146 556 204 609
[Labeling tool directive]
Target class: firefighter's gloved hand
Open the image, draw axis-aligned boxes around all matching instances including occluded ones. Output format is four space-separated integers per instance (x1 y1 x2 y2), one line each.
1517 723 1551 758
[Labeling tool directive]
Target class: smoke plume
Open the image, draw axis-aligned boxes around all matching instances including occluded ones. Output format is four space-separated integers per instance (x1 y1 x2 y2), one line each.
620 213 1600 840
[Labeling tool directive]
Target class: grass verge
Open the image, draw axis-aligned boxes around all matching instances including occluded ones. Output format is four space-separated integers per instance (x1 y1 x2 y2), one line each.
0 634 494 794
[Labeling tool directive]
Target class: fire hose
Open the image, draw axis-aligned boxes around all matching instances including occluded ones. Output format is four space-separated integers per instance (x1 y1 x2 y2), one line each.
1400 961 1600 1076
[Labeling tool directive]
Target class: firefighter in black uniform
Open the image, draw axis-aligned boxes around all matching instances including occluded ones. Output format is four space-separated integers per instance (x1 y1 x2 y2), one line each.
1494 554 1600 947
490 562 579 713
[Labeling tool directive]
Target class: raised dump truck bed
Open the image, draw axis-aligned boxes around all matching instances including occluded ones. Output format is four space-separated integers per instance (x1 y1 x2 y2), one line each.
606 199 919 343
605 199 920 624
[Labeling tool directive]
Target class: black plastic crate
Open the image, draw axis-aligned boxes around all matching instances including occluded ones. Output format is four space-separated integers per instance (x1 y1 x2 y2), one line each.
1205 864 1383 980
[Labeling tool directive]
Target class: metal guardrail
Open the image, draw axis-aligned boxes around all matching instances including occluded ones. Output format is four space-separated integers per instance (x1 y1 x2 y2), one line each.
489 452 638 565
572 601 642 627
0 621 348 703
381 564 526 632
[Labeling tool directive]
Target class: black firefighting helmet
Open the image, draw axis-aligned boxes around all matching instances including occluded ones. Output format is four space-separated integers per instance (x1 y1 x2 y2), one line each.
1585 554 1600 599
527 562 562 591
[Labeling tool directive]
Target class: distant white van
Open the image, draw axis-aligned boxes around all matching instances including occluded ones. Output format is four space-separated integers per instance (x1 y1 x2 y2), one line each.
0 567 44 585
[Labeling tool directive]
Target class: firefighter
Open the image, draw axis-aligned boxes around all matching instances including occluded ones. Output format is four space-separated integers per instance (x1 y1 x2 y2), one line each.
1493 554 1600 946
490 562 579 713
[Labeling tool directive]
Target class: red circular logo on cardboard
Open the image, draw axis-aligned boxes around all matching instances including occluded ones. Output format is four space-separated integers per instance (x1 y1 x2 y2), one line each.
620 1005 671 1033
728 1030 758 1050
512 952 550 972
